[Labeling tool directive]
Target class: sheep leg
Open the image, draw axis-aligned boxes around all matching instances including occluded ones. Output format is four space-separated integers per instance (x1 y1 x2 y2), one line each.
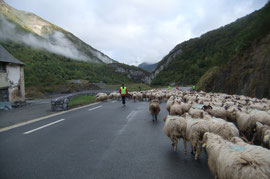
155 114 158 121
174 137 178 152
170 136 176 151
183 139 187 155
190 143 194 154
195 141 200 160
152 114 155 121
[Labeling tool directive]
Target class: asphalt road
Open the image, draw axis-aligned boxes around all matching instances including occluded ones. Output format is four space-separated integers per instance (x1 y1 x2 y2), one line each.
0 100 212 179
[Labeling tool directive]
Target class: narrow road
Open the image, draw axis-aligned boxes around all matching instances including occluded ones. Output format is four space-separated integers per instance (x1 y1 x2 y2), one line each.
0 100 212 179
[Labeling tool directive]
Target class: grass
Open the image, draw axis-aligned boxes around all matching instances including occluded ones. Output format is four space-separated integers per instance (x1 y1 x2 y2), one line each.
69 95 96 108
100 83 152 92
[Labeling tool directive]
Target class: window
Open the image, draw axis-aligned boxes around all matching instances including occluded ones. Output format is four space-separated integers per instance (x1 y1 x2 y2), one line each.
0 88 9 102
0 62 6 72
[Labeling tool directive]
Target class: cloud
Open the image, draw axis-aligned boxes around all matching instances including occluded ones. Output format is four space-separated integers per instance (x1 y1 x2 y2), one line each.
0 15 90 61
5 0 269 65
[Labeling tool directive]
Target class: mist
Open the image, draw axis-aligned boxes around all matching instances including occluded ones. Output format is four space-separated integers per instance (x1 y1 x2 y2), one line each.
0 15 90 61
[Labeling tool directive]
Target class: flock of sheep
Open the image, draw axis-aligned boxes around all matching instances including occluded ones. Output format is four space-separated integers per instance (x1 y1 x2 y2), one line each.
96 89 270 179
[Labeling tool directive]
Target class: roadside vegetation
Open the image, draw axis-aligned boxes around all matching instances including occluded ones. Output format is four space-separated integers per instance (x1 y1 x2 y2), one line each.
68 95 96 108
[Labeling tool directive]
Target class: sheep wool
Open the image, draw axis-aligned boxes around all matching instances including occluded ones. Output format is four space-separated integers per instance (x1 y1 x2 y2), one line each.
203 132 270 179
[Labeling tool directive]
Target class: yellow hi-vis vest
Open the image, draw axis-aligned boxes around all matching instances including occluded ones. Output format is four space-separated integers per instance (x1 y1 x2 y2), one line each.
121 87 127 94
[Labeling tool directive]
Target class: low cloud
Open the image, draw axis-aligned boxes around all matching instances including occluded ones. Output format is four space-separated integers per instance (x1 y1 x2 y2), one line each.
0 15 89 61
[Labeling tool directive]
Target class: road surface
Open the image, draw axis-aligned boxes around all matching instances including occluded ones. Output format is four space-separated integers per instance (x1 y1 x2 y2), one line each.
0 100 212 179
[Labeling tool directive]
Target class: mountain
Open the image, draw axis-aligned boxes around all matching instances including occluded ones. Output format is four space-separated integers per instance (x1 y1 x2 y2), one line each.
0 0 114 64
151 2 270 98
197 35 270 99
0 0 151 89
138 62 158 72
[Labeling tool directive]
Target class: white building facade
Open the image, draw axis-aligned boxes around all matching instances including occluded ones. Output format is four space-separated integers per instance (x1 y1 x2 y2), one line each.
0 45 25 108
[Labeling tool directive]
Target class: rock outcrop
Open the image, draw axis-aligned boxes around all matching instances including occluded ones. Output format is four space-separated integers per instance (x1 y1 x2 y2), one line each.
109 63 151 84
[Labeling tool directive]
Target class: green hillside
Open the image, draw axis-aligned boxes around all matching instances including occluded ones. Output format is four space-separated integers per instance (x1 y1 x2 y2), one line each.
0 40 133 87
152 2 270 88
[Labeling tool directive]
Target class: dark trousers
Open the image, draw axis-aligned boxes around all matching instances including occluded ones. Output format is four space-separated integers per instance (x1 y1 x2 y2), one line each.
121 95 126 105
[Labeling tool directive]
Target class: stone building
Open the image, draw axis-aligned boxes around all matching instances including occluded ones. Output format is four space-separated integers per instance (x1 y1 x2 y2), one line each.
0 45 25 108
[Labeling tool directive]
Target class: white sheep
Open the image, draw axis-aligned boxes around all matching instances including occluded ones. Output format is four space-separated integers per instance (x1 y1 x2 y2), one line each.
252 122 270 149
202 132 270 179
163 115 187 154
166 96 175 114
206 116 240 140
188 107 204 119
185 114 210 160
96 93 108 102
170 99 184 116
202 105 227 120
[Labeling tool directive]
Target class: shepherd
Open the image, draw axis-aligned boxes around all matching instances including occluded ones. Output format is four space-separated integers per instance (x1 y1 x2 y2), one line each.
119 84 128 106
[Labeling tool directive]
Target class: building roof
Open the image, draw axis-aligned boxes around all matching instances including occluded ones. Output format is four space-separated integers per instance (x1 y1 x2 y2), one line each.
0 45 24 65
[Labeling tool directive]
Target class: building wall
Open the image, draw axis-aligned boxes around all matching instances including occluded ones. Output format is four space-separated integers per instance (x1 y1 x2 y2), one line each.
0 72 9 88
6 64 25 102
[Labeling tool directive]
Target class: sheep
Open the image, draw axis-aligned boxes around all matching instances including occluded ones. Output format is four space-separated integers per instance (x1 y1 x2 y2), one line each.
188 107 204 119
163 115 187 154
170 99 184 116
132 92 137 102
116 93 121 101
252 122 270 149
185 114 210 160
108 92 115 99
181 102 192 113
156 93 163 102
202 105 227 120
166 96 175 114
149 99 160 122
206 116 239 140
249 110 270 126
137 92 143 101
96 93 108 102
146 92 152 101
202 132 270 179
249 103 268 111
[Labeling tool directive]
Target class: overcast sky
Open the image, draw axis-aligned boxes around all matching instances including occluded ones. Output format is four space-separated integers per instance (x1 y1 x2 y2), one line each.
5 0 268 65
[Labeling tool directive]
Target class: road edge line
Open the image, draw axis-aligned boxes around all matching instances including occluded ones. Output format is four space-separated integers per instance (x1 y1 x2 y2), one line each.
0 102 100 133
23 119 66 135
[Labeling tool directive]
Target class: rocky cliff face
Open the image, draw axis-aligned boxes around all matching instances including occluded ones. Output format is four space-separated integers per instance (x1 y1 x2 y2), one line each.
151 46 182 80
198 34 270 99
109 63 151 84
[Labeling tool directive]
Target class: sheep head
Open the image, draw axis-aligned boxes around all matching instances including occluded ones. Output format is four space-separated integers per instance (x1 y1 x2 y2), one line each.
202 105 212 111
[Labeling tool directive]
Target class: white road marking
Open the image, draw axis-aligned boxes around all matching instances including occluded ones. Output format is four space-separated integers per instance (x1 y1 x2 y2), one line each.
0 102 100 133
23 119 66 135
118 110 138 135
111 101 117 103
126 111 135 119
88 105 102 111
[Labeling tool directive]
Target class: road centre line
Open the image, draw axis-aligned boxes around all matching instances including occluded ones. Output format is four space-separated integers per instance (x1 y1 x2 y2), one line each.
0 102 100 133
126 111 137 120
111 101 117 103
88 105 102 111
23 119 66 135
